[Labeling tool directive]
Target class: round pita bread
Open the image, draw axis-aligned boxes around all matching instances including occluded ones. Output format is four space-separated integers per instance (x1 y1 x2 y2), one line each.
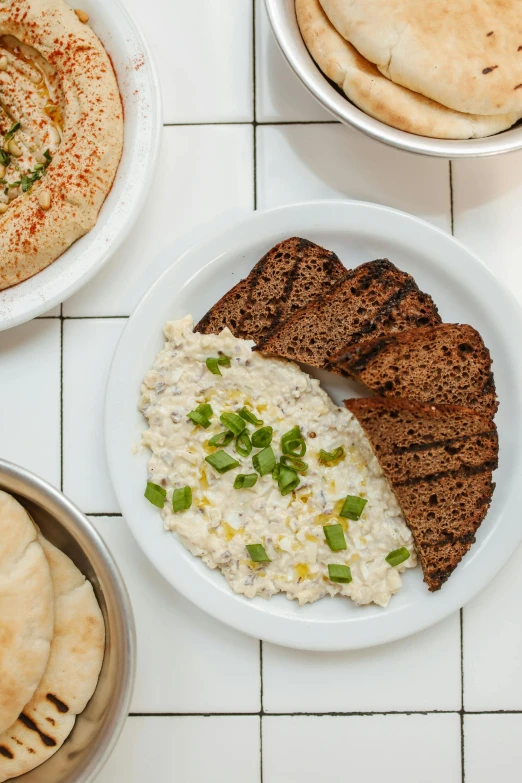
0 492 54 736
298 0 521 139
0 535 105 781
319 0 522 116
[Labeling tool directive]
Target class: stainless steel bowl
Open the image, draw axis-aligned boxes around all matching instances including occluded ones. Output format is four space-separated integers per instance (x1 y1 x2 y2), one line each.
265 0 522 158
0 458 136 783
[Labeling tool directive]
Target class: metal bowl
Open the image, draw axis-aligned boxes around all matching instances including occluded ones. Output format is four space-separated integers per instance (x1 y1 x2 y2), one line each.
265 0 522 158
0 458 135 783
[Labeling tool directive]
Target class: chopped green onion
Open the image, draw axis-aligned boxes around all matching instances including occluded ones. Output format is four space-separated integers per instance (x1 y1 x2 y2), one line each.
319 446 346 466
280 455 308 473
252 446 276 476
172 486 192 512
281 426 306 457
220 412 246 436
235 430 252 457
238 407 263 425
187 409 211 428
144 481 166 508
5 121 20 141
386 547 411 567
208 430 234 447
272 463 281 480
206 355 231 375
339 495 368 521
323 524 347 552
205 450 239 474
278 465 300 496
328 564 352 583
246 543 271 563
251 426 273 448
196 403 213 419
234 473 258 489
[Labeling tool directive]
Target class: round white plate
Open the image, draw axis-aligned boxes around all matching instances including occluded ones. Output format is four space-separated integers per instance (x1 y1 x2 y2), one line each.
0 0 162 331
105 200 522 651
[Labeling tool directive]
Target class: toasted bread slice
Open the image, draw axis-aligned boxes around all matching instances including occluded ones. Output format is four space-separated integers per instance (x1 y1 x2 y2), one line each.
331 324 497 418
257 259 441 370
344 396 498 591
195 237 346 342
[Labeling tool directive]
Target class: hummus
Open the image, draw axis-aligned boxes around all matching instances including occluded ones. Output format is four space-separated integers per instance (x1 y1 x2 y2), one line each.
0 0 123 290
139 317 417 608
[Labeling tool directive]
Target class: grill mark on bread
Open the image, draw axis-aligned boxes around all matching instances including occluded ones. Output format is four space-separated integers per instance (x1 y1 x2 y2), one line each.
395 459 498 487
392 429 496 455
46 694 69 713
0 746 13 759
17 714 56 748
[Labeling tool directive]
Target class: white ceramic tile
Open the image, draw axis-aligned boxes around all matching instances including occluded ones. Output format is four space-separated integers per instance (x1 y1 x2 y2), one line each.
463 544 522 711
121 0 252 123
257 124 451 230
263 715 461 783
64 125 254 316
256 0 331 122
465 714 522 783
63 319 126 513
452 153 522 305
0 320 60 487
37 303 61 317
97 716 260 783
92 517 261 713
263 613 461 713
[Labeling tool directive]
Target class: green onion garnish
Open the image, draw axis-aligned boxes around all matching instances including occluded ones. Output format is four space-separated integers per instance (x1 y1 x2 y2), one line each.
319 446 346 466
196 403 213 419
235 430 252 457
278 465 300 496
246 543 271 563
220 412 246 436
272 463 281 480
328 564 352 583
208 430 234 447
172 486 192 512
205 450 239 474
280 455 308 473
252 446 276 476
323 524 347 552
339 495 368 520
281 426 306 457
187 409 211 428
5 121 20 141
234 473 258 489
238 407 263 425
251 426 273 448
386 547 411 567
144 481 166 508
206 356 231 375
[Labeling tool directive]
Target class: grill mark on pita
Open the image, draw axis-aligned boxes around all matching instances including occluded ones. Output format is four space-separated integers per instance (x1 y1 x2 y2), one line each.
395 460 497 487
391 430 495 454
18 714 57 747
46 693 69 713
515 83 522 89
487 30 494 36
0 746 13 759
482 65 498 74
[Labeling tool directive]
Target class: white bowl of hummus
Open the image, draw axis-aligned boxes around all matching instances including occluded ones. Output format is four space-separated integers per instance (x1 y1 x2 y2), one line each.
0 0 161 330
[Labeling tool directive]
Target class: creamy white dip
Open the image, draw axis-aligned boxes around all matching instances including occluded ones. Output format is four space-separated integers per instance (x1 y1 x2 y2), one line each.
139 316 417 608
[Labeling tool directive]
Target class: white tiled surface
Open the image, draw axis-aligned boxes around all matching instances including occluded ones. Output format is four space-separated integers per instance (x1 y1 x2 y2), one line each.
1 1 521 781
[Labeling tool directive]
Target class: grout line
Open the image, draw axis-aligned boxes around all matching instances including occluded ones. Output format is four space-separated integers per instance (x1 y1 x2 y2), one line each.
129 712 261 718
162 120 340 127
252 0 257 125
460 608 465 782
448 160 455 236
128 710 467 717
260 712 263 783
37 315 130 320
87 512 123 517
59 305 64 492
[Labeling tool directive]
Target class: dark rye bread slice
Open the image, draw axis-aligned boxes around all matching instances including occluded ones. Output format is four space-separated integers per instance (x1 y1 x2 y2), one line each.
331 324 498 418
195 237 346 342
257 259 441 370
344 397 498 591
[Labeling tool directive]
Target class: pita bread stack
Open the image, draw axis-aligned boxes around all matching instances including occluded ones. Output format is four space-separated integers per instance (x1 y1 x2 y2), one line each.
0 491 105 781
296 0 522 139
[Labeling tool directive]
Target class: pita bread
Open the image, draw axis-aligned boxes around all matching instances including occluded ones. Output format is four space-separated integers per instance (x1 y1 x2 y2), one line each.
0 492 54 736
0 535 105 781
298 0 521 139
319 0 522 116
